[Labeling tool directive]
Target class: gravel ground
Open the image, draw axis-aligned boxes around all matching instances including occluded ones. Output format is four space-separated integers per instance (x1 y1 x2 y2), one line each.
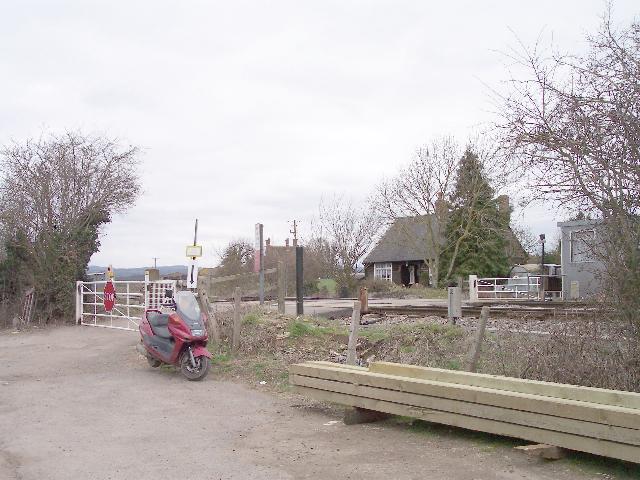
0 325 629 480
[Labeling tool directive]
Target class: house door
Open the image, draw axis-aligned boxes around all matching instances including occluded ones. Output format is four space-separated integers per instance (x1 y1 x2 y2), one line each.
400 265 410 286
409 265 415 285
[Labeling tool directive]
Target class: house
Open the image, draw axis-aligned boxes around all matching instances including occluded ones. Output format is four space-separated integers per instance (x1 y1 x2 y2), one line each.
363 208 527 287
557 219 604 299
263 237 297 295
363 216 438 286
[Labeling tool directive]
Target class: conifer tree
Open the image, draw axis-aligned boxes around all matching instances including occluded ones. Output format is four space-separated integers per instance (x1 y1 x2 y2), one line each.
440 148 510 282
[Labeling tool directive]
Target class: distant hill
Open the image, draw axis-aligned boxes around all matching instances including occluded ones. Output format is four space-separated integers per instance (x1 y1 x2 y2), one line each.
87 265 187 280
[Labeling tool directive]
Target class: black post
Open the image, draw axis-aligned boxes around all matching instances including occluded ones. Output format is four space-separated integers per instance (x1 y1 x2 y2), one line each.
296 246 304 316
539 233 546 301
539 233 546 272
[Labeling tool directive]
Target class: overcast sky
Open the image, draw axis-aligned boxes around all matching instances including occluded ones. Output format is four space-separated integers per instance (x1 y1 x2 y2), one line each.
1 1 637 267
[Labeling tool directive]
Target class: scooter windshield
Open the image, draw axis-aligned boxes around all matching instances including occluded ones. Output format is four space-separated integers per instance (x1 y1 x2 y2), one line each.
174 291 201 323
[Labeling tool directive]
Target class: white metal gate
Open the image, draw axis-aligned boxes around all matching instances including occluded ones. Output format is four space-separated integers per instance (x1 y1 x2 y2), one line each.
75 279 176 331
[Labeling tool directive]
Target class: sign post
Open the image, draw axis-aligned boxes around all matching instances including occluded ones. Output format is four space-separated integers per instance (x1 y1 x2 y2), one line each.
254 223 264 305
103 265 116 313
186 219 202 290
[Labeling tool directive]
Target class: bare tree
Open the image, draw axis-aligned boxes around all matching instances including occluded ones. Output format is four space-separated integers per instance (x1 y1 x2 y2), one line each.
0 131 141 319
303 236 338 281
497 11 640 326
510 223 539 257
372 137 459 286
214 239 255 277
316 195 382 292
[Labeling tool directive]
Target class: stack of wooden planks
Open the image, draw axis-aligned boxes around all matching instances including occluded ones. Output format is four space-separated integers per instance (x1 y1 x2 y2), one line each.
290 361 640 463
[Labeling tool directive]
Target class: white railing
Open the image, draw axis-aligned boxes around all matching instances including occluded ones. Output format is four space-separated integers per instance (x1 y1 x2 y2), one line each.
469 275 542 301
469 274 564 301
75 279 176 331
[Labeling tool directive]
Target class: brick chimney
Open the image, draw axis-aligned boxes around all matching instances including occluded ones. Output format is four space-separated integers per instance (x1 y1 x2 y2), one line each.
435 191 449 218
497 195 511 215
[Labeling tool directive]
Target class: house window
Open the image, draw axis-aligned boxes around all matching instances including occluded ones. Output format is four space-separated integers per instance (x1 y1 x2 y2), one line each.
570 229 595 263
374 262 393 282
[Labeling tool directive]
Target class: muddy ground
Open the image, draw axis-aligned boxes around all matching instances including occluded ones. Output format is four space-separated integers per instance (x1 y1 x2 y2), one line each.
0 326 637 480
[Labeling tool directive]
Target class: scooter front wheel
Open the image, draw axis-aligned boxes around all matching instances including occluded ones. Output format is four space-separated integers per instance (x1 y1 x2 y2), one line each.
180 353 211 381
147 356 162 368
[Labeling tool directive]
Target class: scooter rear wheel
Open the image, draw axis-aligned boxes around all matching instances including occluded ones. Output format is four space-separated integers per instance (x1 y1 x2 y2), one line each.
180 353 211 381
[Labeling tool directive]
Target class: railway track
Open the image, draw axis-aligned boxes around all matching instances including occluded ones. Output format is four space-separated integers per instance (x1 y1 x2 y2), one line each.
367 304 595 319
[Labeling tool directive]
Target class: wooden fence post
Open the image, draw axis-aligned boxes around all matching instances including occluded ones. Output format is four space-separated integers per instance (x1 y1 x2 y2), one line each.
277 261 285 315
466 306 489 372
198 289 221 345
75 281 82 325
346 301 361 365
359 287 368 314
232 287 242 354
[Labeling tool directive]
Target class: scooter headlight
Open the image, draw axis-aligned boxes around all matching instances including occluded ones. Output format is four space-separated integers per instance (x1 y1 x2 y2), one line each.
191 329 204 337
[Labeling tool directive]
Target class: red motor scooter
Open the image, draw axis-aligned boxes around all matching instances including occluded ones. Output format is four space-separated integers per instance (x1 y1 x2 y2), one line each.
137 290 212 380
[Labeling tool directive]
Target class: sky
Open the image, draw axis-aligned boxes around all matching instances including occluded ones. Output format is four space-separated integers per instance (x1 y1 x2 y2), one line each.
1 1 637 267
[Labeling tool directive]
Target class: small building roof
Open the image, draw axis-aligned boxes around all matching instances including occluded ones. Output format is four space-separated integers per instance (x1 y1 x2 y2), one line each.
364 214 528 266
557 219 602 228
363 216 440 264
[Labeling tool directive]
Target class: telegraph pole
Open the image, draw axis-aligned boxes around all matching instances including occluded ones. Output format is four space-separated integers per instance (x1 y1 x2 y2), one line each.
539 233 546 301
290 220 303 315
255 223 264 305
296 245 304 316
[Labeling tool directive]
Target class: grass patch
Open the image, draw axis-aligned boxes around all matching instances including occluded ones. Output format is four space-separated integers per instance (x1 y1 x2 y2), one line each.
253 361 268 380
287 319 347 338
404 419 521 449
213 352 232 364
317 278 337 296
243 312 261 325
565 451 640 479
414 287 448 300
360 328 389 342
287 320 317 338
444 359 462 370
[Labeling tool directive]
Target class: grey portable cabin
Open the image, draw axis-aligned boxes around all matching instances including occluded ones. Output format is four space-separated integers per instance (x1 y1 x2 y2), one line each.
557 219 604 299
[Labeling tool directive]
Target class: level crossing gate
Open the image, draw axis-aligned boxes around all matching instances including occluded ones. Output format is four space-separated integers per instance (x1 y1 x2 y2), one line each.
75 279 177 331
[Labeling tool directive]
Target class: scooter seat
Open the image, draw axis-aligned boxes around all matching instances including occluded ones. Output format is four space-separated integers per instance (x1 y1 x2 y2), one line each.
153 325 173 339
148 312 170 328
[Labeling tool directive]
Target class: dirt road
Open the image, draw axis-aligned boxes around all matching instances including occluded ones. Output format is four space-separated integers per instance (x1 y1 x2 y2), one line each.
0 326 621 480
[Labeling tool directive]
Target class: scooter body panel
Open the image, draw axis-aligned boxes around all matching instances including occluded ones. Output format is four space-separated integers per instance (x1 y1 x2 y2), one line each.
139 308 210 366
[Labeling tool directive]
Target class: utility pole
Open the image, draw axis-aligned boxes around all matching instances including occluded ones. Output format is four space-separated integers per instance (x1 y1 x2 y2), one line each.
539 233 546 301
296 245 304 316
290 220 298 244
255 223 264 305
152 257 159 269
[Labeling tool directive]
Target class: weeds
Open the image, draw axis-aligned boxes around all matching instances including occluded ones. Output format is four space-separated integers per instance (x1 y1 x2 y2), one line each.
243 312 260 325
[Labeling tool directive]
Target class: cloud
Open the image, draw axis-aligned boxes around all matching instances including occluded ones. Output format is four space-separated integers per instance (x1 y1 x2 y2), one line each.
1 0 636 266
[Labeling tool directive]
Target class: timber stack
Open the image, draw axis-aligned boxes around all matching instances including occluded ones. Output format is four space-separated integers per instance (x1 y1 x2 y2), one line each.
289 361 640 463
